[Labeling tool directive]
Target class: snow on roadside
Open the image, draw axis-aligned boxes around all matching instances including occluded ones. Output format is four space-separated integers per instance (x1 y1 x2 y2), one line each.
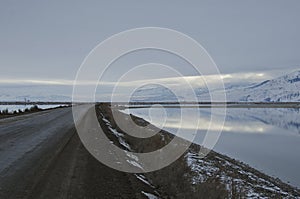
135 174 155 188
185 151 299 198
141 191 159 199
102 116 138 165
100 112 161 198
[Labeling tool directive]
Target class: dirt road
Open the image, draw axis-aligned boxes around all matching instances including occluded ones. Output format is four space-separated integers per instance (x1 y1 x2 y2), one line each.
0 107 156 199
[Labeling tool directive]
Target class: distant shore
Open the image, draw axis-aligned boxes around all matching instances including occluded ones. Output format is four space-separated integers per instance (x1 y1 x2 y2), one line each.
0 101 72 105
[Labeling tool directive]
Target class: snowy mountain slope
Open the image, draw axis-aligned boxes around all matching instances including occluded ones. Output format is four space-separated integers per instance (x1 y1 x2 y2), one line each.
225 70 300 102
1 70 299 103
130 84 182 102
131 82 251 102
132 70 300 102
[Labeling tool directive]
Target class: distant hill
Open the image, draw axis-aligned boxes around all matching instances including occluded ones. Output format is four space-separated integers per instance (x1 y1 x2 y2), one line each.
0 85 71 102
1 70 299 103
132 70 300 102
225 70 300 102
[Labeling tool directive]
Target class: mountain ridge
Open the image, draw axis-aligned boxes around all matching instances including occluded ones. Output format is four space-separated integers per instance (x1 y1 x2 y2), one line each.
132 70 300 102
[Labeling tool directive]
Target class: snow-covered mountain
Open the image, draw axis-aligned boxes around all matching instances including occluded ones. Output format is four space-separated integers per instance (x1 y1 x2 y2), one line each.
226 70 300 102
130 84 181 102
132 70 300 102
1 70 299 103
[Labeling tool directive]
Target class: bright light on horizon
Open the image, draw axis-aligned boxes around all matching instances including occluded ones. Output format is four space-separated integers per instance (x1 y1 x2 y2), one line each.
0 70 276 87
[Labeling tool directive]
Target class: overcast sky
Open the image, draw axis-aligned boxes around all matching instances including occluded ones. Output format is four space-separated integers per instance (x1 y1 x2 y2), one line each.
0 0 299 84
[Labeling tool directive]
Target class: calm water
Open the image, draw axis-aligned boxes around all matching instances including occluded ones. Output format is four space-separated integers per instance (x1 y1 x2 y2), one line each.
125 107 300 188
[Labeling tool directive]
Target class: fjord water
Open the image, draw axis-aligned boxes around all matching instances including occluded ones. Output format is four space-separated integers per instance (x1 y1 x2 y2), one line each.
126 106 300 188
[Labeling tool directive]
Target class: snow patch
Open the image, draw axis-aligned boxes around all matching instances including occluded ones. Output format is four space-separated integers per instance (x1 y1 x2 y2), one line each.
141 191 159 199
185 151 298 198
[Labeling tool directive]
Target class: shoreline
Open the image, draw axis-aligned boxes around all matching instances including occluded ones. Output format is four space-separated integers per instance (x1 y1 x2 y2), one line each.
97 103 300 197
0 104 71 119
